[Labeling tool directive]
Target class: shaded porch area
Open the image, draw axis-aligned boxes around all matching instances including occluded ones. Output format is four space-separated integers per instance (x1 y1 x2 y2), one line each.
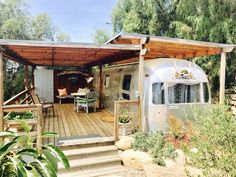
42 104 114 145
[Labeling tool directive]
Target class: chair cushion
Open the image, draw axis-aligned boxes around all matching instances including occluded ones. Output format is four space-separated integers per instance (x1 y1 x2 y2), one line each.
77 98 96 103
58 88 68 96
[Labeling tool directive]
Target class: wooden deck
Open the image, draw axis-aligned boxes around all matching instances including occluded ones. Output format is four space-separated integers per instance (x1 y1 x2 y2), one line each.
42 104 114 145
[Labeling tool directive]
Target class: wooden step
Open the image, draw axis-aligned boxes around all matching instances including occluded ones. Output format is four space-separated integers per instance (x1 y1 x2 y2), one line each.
57 136 114 147
58 164 125 177
58 154 121 173
63 145 118 160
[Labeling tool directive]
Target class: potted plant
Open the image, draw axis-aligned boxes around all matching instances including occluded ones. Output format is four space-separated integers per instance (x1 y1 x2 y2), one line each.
0 121 70 177
4 111 36 130
118 115 132 135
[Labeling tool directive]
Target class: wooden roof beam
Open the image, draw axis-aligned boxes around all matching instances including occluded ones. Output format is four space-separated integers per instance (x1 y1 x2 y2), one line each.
2 46 34 66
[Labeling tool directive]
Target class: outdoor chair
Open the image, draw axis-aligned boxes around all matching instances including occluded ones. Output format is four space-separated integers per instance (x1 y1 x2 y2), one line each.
76 91 96 113
38 96 55 117
31 91 55 117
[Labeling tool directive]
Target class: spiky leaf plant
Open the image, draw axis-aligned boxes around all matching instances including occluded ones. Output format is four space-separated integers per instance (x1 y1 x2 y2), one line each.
0 121 70 177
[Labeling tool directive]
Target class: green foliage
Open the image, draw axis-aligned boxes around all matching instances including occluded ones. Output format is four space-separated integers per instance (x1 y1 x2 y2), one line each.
189 105 236 176
132 131 177 166
0 0 70 101
118 115 131 123
5 111 33 120
132 132 148 152
0 122 70 177
93 29 110 44
56 32 71 42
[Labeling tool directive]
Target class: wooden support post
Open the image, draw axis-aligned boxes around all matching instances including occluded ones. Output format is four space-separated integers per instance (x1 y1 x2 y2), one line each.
219 52 226 104
138 53 144 131
99 64 103 109
0 49 3 136
25 65 29 104
31 66 35 88
114 102 119 142
36 104 43 151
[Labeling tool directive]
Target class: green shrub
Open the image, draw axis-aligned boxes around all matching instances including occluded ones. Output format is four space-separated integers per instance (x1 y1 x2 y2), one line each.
132 131 177 166
5 111 34 120
132 132 148 152
189 104 236 176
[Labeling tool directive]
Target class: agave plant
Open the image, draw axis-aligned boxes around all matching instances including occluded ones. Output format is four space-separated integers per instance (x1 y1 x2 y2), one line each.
0 121 70 177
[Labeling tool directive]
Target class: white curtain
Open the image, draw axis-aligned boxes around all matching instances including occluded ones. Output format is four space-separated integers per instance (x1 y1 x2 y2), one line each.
168 83 200 104
152 83 165 104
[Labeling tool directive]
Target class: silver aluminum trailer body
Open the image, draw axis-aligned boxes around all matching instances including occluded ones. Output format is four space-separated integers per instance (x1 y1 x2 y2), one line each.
93 58 211 132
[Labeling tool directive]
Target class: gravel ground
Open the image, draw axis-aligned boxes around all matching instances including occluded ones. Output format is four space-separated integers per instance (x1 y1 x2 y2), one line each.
101 167 145 177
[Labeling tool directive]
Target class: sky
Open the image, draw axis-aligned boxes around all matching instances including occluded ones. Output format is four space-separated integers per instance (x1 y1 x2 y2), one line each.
27 0 118 43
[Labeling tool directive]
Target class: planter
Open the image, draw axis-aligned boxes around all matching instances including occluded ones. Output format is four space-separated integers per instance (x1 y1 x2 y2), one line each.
119 122 132 135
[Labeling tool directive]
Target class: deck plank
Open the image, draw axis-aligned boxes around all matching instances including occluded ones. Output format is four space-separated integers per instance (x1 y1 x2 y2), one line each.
42 104 114 145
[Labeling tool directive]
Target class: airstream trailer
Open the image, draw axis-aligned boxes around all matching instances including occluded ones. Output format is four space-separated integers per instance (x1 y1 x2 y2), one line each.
93 58 211 132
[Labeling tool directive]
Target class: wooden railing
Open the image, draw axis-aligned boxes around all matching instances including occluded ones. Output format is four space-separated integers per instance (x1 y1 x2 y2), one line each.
4 87 34 106
2 88 42 149
2 104 43 149
114 100 140 142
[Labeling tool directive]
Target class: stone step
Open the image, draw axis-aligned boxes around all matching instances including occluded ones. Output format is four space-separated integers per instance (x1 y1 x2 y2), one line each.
63 145 118 160
59 154 121 173
58 164 125 177
58 136 114 147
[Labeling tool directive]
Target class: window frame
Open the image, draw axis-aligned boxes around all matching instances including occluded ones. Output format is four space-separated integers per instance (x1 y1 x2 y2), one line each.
121 74 132 100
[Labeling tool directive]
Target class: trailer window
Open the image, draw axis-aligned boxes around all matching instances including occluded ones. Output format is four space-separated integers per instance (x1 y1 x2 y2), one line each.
122 75 132 91
104 75 110 87
168 83 200 104
203 83 210 103
152 83 165 104
122 93 130 100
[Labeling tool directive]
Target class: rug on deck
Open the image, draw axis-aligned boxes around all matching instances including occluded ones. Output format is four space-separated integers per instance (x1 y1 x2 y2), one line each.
101 115 114 123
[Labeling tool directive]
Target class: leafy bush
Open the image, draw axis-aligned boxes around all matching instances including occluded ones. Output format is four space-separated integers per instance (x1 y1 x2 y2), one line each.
0 121 70 177
5 111 34 120
132 131 177 166
189 105 236 176
132 132 148 152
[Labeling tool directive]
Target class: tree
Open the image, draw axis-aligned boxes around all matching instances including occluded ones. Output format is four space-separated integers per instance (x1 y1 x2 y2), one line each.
93 29 110 44
112 0 236 96
31 13 56 41
0 0 70 101
111 0 179 36
56 32 71 42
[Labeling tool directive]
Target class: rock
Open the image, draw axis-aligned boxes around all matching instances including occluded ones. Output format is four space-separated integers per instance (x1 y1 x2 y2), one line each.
144 164 187 177
120 149 152 170
190 147 198 153
115 136 134 150
165 149 186 168
185 166 203 177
